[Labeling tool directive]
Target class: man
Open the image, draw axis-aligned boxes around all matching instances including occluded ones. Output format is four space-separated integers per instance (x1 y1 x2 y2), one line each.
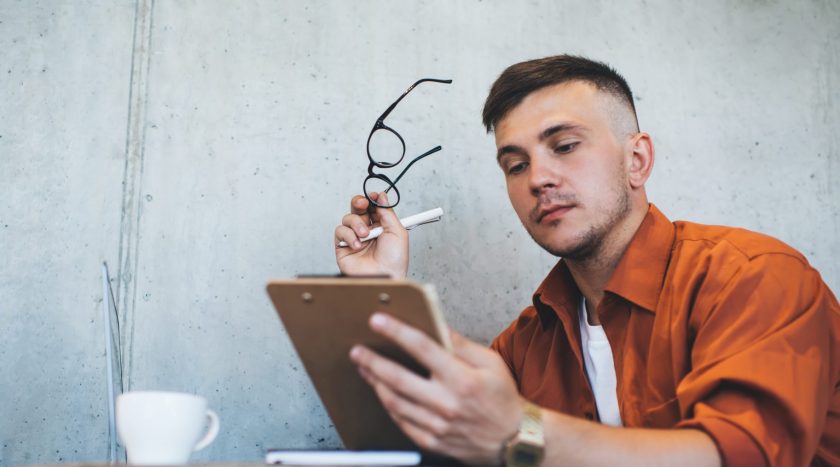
333 55 840 466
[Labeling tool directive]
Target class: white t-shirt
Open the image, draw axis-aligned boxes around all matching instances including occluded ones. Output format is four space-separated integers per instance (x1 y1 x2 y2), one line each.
578 297 622 426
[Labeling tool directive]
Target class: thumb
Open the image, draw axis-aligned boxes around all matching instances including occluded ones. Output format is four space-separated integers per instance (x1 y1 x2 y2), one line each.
450 329 497 368
370 192 404 232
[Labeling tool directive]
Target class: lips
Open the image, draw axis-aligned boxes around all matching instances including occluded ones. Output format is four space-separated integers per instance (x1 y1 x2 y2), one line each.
536 204 574 224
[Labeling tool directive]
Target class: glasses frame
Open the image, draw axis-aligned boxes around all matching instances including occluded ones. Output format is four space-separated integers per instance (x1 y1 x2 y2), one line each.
364 78 452 208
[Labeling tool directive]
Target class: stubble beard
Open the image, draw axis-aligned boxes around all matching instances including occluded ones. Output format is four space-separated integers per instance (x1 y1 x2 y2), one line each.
526 182 632 261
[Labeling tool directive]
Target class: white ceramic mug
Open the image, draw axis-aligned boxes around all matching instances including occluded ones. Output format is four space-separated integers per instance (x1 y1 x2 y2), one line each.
116 391 220 465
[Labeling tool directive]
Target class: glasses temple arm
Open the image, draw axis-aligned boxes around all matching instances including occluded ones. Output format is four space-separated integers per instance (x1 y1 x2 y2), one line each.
375 78 453 123
388 145 443 188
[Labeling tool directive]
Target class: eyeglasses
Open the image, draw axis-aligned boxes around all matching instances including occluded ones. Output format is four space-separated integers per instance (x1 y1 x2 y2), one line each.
364 78 452 208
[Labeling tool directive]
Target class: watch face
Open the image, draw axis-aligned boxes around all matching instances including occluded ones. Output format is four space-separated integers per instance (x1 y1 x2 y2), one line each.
507 442 544 467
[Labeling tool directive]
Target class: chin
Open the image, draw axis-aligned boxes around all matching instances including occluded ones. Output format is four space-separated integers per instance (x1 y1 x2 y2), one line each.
530 225 598 260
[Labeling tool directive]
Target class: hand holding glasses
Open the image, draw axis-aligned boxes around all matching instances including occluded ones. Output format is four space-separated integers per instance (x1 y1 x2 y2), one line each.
364 78 452 209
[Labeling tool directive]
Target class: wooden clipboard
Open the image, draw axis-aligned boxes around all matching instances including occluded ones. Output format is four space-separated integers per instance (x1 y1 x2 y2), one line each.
266 277 452 451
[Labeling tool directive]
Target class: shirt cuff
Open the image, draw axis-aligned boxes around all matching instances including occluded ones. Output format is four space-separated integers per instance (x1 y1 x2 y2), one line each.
677 417 767 467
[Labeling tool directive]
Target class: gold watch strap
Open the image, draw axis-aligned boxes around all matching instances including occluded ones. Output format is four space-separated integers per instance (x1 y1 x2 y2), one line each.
518 401 544 445
503 401 545 467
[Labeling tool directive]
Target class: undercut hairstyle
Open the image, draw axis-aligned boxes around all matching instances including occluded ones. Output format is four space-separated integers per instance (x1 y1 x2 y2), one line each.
482 55 638 133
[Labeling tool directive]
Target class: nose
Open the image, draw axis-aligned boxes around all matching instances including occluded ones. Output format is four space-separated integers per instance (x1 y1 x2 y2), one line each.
528 153 560 196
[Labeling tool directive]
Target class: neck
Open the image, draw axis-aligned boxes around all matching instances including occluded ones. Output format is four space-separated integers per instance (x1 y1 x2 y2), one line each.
567 203 648 324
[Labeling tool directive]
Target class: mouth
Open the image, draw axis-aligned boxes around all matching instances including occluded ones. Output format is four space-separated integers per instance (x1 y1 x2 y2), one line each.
536 204 574 224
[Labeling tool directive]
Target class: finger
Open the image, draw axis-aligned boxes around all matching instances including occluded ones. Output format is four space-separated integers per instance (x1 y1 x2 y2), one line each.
340 213 371 239
357 364 377 386
369 374 450 440
372 384 444 454
350 194 370 215
368 192 404 232
450 329 499 367
350 344 456 415
397 418 443 454
350 195 375 228
334 225 363 250
368 313 460 381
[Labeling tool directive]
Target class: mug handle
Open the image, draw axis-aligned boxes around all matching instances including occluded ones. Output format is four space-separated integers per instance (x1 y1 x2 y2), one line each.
193 409 220 452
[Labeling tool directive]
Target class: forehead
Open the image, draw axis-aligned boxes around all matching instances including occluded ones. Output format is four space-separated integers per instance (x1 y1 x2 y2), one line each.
494 81 610 145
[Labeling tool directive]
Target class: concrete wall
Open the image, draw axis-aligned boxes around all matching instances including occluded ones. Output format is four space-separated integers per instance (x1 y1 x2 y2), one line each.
1 0 837 464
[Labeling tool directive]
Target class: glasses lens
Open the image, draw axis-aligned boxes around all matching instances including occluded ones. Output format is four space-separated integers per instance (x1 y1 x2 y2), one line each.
368 128 405 167
364 176 399 208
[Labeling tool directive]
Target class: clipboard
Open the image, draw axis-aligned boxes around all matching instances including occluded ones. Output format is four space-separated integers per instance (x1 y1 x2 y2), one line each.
266 277 452 451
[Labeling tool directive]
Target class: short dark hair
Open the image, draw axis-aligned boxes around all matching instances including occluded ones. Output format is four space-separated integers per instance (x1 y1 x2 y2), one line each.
482 55 637 133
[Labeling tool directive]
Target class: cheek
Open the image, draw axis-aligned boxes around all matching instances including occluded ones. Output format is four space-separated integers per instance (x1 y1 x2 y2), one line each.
582 153 622 184
506 181 532 220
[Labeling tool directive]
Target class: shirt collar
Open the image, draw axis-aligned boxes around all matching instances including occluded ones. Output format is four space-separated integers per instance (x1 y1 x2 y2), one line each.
604 203 675 312
531 203 675 325
533 260 581 326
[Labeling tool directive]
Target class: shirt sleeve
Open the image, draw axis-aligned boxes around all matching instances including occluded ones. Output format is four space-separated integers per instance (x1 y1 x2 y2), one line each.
490 323 513 368
491 306 544 385
673 252 839 467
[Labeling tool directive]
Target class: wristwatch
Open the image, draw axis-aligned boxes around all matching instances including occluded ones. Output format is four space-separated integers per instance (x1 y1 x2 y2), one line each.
503 401 545 467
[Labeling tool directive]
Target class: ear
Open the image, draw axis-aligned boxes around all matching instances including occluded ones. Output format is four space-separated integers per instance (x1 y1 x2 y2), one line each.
626 132 654 189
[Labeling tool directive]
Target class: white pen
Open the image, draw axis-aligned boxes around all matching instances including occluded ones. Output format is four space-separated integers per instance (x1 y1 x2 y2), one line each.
338 207 444 247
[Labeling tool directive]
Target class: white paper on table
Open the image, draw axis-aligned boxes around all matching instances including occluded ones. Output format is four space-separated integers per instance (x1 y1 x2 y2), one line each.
265 450 421 465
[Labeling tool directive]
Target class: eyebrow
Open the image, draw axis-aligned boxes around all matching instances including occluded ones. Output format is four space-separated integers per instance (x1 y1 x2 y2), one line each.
539 123 586 141
496 123 587 162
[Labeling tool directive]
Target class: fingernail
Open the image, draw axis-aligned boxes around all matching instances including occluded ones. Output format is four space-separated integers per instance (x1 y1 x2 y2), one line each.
353 241 361 249
370 313 387 328
349 346 361 359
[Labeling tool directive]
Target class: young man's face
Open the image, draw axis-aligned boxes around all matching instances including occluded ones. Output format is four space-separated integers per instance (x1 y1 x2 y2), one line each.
494 81 636 260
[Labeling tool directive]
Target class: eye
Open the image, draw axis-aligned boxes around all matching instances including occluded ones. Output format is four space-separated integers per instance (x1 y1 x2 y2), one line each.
507 162 528 175
554 142 578 154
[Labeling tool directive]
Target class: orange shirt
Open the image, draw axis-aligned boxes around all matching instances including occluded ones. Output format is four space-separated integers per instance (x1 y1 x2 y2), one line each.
492 204 840 467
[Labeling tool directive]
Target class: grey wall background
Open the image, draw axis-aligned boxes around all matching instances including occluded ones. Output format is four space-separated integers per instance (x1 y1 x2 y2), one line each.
1 0 838 464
